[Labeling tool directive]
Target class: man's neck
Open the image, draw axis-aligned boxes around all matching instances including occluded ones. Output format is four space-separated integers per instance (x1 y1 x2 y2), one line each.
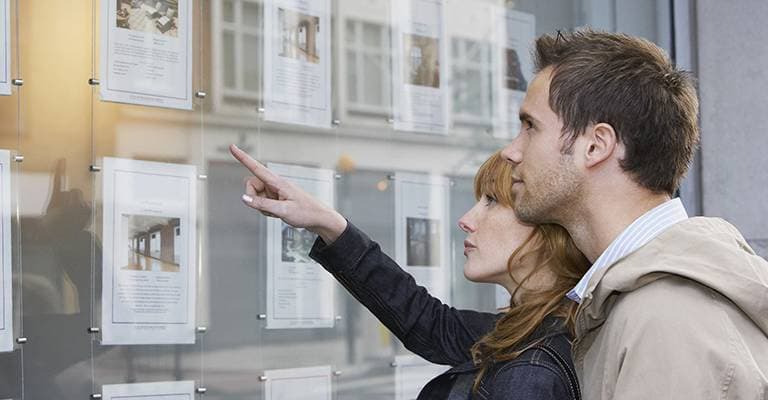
564 189 672 263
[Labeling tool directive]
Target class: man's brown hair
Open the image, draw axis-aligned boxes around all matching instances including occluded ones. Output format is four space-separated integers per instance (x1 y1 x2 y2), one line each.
534 29 699 195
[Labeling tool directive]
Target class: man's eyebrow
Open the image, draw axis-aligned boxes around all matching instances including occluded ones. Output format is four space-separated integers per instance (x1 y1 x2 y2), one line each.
519 111 542 126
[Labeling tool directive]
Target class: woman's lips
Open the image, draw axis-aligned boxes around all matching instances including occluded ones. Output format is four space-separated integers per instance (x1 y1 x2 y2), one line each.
463 240 476 256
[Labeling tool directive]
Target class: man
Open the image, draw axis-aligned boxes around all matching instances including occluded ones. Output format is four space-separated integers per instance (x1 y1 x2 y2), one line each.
501 29 768 399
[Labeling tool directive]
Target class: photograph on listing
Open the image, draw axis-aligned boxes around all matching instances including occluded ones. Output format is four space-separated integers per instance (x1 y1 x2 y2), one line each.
121 214 182 273
281 222 316 264
278 8 321 64
406 217 441 267
115 0 180 37
403 34 440 88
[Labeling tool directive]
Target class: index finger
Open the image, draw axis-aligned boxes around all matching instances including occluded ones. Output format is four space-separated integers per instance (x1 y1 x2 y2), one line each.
229 144 280 185
48 158 66 209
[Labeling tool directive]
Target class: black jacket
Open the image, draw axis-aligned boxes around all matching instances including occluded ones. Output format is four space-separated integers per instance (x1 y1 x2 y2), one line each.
310 222 580 400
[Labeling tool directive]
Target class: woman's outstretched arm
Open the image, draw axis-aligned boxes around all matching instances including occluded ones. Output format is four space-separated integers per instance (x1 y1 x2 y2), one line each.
310 221 498 365
230 144 498 365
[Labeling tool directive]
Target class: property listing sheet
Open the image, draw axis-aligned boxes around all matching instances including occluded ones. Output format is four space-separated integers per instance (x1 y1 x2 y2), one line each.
266 163 335 329
263 0 332 128
391 0 448 134
493 8 535 139
394 172 451 303
0 150 11 352
101 157 197 344
0 0 10 96
100 0 193 109
102 380 195 400
264 365 332 400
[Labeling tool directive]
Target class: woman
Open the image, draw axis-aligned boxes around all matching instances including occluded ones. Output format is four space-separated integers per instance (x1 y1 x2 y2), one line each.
230 145 589 400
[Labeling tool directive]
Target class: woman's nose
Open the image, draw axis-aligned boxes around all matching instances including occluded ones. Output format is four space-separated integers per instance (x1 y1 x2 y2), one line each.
458 214 474 233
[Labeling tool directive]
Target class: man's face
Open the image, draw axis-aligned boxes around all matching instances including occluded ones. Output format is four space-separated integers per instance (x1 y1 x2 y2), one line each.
501 67 584 224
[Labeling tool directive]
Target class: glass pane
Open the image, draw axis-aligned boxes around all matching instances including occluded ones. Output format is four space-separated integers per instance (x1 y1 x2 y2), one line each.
363 55 383 106
345 20 356 44
463 69 483 116
452 37 461 59
223 31 237 88
243 1 261 28
243 34 260 91
362 22 381 47
0 1 675 399
222 0 235 23
465 40 483 63
346 51 358 103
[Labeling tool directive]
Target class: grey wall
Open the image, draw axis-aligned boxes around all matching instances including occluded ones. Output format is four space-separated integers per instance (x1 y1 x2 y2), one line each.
697 0 768 256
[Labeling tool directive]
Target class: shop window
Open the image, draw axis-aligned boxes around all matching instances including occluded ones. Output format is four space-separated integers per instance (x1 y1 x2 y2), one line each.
451 37 494 127
344 19 391 115
215 0 263 109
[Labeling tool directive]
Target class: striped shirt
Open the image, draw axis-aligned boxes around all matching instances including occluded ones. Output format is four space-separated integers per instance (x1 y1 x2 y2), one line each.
567 198 689 303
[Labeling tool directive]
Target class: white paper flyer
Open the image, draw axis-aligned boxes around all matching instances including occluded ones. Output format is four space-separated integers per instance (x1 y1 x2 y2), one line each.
263 0 332 128
100 0 193 109
391 0 449 134
394 172 451 303
101 157 197 344
493 8 535 139
266 163 335 329
0 0 10 96
102 380 195 400
0 150 11 352
264 365 332 400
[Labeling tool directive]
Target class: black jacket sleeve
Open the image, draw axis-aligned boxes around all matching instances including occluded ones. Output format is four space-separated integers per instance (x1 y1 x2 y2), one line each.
309 222 500 366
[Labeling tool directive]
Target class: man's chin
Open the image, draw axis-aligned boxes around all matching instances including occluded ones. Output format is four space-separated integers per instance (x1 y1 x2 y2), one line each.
513 201 543 224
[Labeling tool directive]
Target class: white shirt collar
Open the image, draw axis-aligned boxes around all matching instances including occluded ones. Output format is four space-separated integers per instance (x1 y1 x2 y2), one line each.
567 198 689 303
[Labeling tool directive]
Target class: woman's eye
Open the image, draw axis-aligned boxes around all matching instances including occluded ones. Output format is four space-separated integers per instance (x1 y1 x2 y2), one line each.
484 195 497 206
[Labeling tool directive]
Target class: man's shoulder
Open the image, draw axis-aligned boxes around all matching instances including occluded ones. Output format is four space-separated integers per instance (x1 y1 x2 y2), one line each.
608 275 722 331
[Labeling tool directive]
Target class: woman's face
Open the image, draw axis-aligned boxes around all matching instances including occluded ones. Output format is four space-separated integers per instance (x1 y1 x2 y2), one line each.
458 195 535 287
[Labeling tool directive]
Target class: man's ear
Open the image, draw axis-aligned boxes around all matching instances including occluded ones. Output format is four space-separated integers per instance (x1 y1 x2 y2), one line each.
582 123 619 168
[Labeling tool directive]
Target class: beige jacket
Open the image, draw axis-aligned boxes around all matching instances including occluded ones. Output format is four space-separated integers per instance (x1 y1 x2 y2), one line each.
573 217 768 400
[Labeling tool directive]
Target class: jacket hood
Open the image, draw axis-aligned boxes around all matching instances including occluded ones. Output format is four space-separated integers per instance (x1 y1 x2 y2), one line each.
579 217 768 336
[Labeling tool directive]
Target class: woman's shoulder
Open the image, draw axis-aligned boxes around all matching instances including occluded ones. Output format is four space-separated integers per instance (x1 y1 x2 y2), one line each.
485 328 578 399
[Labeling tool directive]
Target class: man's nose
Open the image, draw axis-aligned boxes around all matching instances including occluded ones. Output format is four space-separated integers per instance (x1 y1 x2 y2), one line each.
501 136 523 165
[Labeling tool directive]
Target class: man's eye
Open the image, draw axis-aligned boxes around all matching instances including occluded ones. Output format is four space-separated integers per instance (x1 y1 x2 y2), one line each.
522 119 534 130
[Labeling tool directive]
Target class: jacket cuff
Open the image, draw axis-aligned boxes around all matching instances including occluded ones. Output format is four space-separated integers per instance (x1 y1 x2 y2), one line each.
309 221 372 273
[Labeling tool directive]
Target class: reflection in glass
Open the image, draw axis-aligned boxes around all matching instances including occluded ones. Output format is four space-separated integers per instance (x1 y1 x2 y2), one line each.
243 1 261 27
223 31 236 88
243 33 261 91
346 50 358 103
223 0 235 22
